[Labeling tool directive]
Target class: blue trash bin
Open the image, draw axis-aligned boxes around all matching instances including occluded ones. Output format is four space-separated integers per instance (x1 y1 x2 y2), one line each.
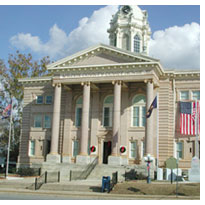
102 176 111 193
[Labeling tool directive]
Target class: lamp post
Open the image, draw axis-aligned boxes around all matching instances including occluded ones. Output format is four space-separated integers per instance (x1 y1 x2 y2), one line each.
144 154 154 184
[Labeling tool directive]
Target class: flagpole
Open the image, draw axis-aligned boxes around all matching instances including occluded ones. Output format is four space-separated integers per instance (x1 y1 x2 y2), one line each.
156 92 159 172
5 97 13 178
195 100 199 158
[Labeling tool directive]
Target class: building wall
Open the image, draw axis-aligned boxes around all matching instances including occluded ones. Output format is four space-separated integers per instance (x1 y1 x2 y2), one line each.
18 77 200 169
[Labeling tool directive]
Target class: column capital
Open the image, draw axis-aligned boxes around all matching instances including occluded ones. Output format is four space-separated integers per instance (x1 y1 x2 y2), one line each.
81 81 90 86
144 79 153 84
52 83 61 88
112 80 123 85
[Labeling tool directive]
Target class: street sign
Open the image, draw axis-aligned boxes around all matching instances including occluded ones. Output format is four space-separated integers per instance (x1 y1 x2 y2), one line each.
165 157 177 169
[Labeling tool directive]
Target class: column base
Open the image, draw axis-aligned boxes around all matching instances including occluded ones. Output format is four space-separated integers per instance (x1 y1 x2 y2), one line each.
62 155 72 163
108 156 128 166
46 154 61 163
76 155 93 165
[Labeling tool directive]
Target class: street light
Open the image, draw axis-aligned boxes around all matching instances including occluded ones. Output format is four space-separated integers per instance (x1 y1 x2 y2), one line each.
144 154 154 184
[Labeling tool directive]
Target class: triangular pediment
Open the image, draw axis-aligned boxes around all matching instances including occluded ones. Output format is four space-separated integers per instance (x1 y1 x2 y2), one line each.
47 44 159 70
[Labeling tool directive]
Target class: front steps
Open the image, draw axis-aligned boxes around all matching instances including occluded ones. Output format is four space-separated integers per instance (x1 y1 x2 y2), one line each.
40 162 152 182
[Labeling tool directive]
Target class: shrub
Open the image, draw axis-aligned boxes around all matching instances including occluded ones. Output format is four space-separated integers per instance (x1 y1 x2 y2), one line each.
17 167 36 176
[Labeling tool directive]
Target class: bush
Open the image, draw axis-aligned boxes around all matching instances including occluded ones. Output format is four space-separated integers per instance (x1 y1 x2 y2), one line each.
17 167 36 176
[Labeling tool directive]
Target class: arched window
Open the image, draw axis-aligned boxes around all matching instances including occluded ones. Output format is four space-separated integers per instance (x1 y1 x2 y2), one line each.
75 96 82 127
132 95 146 127
134 35 140 53
103 95 113 127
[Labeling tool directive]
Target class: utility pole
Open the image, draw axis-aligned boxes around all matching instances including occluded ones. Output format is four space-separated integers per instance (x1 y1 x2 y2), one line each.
5 97 13 178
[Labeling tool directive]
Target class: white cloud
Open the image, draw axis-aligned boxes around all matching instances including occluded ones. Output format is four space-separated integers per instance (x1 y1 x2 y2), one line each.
10 5 119 59
10 6 200 70
149 22 200 70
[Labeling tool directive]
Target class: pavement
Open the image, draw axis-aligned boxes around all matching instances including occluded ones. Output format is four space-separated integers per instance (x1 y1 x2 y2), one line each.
0 176 200 200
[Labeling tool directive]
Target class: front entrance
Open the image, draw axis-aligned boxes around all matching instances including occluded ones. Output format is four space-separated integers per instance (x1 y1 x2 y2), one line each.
103 141 112 164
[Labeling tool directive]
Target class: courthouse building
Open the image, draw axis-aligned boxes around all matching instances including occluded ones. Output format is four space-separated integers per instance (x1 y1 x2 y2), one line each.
17 5 200 170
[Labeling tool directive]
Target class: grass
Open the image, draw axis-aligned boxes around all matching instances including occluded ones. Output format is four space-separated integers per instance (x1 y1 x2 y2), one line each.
111 180 200 196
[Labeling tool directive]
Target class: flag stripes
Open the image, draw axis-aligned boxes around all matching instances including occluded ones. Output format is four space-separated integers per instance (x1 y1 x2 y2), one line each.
180 101 200 135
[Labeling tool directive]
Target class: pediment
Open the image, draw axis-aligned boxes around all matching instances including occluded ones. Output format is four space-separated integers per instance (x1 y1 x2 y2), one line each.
47 44 158 70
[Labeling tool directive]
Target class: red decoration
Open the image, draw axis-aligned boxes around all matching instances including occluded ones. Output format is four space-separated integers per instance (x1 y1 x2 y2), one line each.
90 146 96 152
120 146 126 153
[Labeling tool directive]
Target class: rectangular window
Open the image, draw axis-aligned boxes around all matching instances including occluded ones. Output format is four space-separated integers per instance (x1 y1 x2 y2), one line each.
141 141 145 159
192 91 200 100
29 140 35 156
73 140 79 157
130 141 137 158
45 96 52 104
34 115 42 128
142 106 146 127
176 142 183 159
180 91 189 100
104 107 110 127
44 115 51 128
76 107 82 127
133 107 139 126
36 96 43 104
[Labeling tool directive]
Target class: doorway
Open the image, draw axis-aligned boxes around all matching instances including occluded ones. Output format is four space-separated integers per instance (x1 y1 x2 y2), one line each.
103 141 112 164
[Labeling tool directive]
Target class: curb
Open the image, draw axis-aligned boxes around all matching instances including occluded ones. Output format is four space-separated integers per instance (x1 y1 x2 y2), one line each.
0 188 200 200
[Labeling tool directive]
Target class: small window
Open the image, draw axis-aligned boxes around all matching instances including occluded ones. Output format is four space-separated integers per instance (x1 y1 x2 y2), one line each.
76 107 82 127
176 142 183 159
192 91 200 100
141 141 145 159
103 96 113 127
45 96 52 104
134 35 140 53
73 140 79 157
36 96 43 104
129 141 137 158
44 115 51 128
34 115 42 128
29 140 35 156
180 91 189 100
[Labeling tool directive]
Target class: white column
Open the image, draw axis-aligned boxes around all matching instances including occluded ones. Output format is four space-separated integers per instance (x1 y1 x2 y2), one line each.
47 83 62 163
112 80 122 156
80 82 90 156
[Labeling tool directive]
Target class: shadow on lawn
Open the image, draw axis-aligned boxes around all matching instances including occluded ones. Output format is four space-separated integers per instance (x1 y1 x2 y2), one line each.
127 187 146 195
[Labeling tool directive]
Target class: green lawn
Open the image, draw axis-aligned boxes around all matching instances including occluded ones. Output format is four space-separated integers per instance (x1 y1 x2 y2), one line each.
111 181 200 196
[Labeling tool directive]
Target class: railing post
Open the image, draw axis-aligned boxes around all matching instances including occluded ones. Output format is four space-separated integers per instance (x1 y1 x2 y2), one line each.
58 171 60 182
70 170 72 181
35 178 37 190
45 171 47 184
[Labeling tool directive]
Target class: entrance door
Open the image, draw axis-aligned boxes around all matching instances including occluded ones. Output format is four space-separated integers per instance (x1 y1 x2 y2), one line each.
103 141 112 164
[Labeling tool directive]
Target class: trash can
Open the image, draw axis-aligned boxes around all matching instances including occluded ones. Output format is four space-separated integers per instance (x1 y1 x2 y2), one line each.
102 176 111 193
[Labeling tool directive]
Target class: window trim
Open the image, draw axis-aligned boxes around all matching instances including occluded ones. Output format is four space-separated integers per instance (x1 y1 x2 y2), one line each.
34 114 42 128
129 140 137 159
102 95 113 127
36 96 44 104
131 94 146 127
29 140 35 156
44 115 52 128
45 95 53 104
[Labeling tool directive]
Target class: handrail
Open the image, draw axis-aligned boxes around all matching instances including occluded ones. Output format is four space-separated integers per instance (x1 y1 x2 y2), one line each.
70 157 98 180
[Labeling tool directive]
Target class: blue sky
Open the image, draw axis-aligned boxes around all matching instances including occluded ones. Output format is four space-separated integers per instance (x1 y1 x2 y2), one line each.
0 4 200 69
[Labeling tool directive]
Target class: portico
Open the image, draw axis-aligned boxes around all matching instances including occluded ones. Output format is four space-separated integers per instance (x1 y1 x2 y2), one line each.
45 55 159 165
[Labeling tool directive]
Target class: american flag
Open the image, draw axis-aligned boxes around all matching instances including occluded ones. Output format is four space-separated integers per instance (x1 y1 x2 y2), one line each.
180 101 200 135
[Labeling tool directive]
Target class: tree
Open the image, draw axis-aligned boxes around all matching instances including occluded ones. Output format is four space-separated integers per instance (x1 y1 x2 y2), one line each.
0 51 51 161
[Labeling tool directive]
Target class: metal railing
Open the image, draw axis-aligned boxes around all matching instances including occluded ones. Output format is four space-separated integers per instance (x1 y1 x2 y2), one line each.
34 171 60 190
70 157 98 180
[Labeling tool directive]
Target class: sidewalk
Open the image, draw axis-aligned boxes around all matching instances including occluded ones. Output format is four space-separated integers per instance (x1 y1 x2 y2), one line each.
0 176 200 200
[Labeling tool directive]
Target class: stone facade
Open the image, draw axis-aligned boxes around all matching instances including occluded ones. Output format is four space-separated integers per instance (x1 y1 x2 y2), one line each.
17 6 200 170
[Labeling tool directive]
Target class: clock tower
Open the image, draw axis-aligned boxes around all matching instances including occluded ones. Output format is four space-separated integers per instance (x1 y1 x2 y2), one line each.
107 5 151 55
